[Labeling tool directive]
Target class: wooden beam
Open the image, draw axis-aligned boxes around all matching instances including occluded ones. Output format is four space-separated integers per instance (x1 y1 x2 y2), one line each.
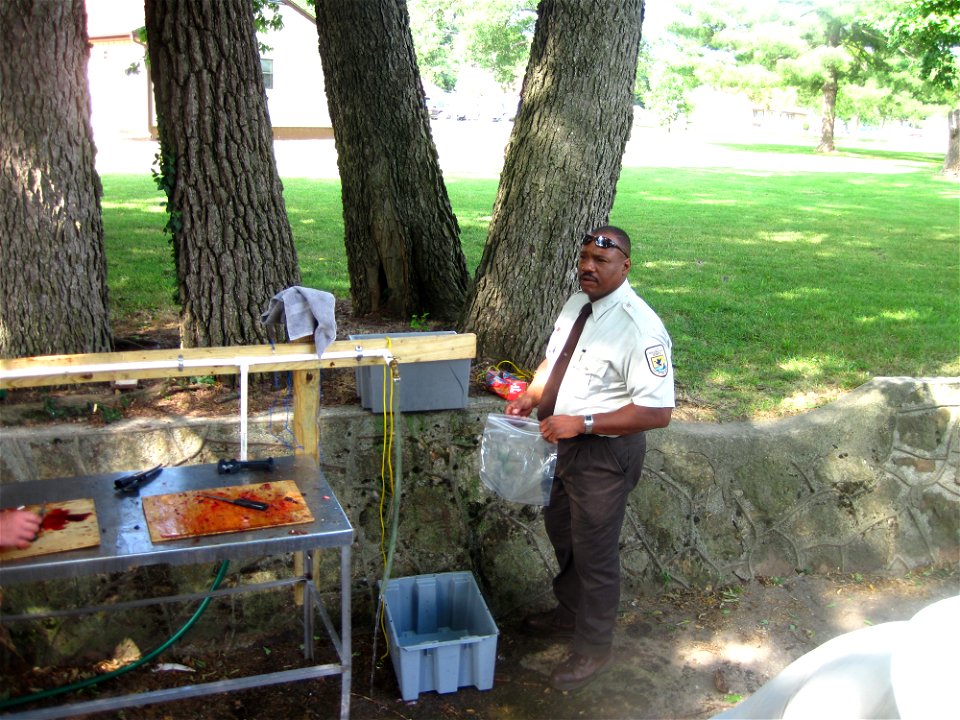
0 334 477 389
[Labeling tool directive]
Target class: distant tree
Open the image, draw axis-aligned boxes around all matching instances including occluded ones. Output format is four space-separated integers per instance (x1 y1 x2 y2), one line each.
408 0 463 91
780 0 887 152
463 0 536 89
314 0 468 320
409 0 534 92
144 0 301 347
884 0 960 173
462 0 645 367
635 37 698 130
0 0 112 358
668 0 887 152
665 0 797 115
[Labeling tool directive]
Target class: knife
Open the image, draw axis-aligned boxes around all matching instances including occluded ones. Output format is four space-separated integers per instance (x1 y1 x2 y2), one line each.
197 493 269 511
31 502 47 541
115 464 164 493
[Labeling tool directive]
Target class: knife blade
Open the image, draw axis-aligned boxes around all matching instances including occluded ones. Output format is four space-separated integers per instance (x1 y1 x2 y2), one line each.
33 502 47 540
197 493 269 511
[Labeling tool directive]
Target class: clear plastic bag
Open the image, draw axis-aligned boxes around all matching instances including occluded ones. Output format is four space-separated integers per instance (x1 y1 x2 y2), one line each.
479 414 557 506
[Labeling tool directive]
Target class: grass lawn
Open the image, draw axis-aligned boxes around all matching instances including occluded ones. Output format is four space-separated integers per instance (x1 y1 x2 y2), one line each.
100 141 959 421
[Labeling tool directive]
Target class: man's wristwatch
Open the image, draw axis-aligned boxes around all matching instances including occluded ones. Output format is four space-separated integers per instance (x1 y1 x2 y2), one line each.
583 415 594 434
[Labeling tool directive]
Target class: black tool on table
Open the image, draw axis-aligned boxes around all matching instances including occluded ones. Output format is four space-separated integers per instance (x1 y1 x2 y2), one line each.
217 457 275 475
197 493 269 511
115 464 164 493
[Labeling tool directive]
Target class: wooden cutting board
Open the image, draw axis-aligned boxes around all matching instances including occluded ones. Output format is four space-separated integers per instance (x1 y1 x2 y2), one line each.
0 499 100 562
142 480 314 543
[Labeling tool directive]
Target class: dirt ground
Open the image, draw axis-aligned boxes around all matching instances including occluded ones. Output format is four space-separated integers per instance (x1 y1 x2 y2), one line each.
2 566 956 719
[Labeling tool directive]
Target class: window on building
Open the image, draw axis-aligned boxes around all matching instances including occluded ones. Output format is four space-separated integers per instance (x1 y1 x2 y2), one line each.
261 58 274 90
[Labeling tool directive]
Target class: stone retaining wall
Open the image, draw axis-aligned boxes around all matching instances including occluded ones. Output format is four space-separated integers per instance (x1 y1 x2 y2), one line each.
2 377 957 621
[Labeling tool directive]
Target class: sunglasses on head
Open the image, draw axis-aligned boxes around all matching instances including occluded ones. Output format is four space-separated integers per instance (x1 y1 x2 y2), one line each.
581 233 628 257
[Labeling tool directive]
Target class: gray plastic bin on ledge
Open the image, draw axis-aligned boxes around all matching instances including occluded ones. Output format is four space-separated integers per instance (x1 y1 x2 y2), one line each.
348 331 470 412
381 571 499 701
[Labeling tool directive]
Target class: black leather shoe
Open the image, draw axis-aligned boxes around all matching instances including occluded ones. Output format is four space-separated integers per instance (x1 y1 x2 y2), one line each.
520 608 575 638
550 651 613 691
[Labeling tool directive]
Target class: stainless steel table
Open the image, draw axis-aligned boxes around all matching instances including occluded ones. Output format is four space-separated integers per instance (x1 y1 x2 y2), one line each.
0 454 354 719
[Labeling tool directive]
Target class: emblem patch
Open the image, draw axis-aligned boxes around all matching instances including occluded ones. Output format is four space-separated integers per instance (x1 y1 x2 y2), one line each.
645 345 669 377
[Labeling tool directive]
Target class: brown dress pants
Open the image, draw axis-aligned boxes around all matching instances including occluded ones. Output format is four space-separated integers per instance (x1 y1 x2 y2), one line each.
544 431 647 657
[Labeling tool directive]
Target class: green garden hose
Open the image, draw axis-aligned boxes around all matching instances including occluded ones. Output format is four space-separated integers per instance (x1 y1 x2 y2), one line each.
0 559 230 711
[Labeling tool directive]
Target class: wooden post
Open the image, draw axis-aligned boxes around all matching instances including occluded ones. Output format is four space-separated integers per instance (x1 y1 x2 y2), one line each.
291 343 320 607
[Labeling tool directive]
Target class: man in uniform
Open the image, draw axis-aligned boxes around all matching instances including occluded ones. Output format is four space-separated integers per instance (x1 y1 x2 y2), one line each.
506 225 674 690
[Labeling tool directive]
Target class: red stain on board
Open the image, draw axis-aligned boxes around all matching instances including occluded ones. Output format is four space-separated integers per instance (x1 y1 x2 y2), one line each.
142 480 313 543
41 508 93 532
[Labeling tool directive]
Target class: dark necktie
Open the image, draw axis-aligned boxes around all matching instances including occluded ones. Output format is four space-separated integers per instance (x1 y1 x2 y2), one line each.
538 302 592 420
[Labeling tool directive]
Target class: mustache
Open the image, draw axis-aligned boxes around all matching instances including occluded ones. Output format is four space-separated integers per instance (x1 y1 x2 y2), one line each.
579 271 597 283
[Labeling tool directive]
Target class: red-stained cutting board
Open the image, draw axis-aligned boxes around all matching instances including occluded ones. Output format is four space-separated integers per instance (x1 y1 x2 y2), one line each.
0 499 100 561
142 480 314 543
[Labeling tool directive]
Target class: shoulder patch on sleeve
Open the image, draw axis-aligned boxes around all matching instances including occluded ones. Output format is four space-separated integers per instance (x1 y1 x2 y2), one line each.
645 344 669 377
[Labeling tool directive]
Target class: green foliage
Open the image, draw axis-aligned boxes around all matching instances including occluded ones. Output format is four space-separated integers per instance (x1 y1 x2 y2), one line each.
150 150 180 238
463 0 535 88
91 402 124 424
657 0 950 128
252 0 285 54
409 313 430 330
100 141 959 420
636 37 698 127
150 148 182 306
884 0 960 94
409 0 462 91
408 0 534 91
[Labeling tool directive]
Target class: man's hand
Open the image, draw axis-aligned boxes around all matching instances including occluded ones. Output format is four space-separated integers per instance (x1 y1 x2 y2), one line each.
505 393 536 417
539 415 584 443
0 510 42 550
505 359 548 418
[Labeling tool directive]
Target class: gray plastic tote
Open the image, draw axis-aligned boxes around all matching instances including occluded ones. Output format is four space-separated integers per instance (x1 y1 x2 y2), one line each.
479 413 557 506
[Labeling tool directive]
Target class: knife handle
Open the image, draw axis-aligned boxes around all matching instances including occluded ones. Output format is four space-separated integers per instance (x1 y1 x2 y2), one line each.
232 497 269 511
217 457 275 474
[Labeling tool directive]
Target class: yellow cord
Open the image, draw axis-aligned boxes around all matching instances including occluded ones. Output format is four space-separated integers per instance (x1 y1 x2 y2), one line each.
379 337 395 565
495 359 532 381
378 337 396 660
476 359 534 385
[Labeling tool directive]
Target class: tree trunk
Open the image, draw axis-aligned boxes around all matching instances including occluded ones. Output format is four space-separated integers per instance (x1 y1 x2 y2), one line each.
0 0 112 358
314 0 468 321
816 69 838 153
144 0 300 348
815 20 843 155
944 108 960 175
461 0 644 368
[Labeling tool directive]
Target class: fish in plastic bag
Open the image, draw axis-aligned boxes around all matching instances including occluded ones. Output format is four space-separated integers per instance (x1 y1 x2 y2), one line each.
479 413 557 505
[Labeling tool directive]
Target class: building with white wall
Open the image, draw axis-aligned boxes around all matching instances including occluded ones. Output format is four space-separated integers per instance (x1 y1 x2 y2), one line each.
85 0 332 141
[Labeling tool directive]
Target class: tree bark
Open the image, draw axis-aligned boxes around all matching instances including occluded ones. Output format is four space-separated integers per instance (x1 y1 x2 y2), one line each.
815 20 843 155
815 68 839 153
145 0 300 348
0 0 112 358
944 108 960 175
314 0 468 321
461 0 644 368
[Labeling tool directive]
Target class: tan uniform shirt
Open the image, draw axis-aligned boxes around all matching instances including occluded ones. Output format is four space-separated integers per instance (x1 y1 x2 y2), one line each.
546 281 674 418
